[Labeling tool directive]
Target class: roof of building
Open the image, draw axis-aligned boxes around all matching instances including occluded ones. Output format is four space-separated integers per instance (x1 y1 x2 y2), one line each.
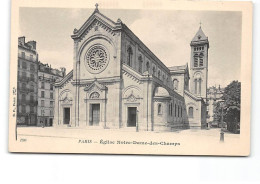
168 64 187 71
191 27 208 42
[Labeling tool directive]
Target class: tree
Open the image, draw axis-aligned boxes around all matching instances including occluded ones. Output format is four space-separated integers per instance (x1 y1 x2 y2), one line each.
214 81 241 133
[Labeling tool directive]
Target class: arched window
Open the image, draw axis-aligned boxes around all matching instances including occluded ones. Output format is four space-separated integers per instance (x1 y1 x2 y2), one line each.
175 104 177 117
152 67 156 75
22 83 26 90
138 56 143 73
188 107 194 118
198 78 202 95
30 84 34 92
173 79 178 90
146 62 150 72
194 79 197 94
194 54 198 67
158 70 161 79
127 47 133 67
158 103 162 115
199 53 204 67
21 94 26 102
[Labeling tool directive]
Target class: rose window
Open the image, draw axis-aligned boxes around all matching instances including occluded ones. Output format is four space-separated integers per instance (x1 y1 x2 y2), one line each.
85 45 109 73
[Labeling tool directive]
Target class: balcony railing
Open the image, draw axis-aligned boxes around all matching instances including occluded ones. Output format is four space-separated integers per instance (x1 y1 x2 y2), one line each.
17 99 38 106
38 76 56 82
18 76 36 83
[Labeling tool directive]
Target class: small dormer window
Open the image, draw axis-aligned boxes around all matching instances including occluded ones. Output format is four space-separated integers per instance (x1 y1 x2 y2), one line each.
198 35 201 40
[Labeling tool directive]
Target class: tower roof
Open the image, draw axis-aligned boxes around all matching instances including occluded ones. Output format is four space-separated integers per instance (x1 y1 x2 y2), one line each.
191 27 208 42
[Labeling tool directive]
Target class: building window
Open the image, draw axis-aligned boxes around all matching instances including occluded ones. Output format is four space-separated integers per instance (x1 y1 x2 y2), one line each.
22 61 27 69
22 105 26 113
153 67 156 75
22 83 26 90
50 92 53 99
21 52 25 58
146 62 150 72
30 84 34 92
158 70 161 79
22 71 26 78
173 79 178 90
171 103 173 116
138 56 143 73
195 79 197 94
194 54 198 67
181 107 183 117
30 64 35 71
50 110 53 116
18 60 21 67
30 74 34 81
41 82 45 89
50 84 53 90
158 103 162 115
168 104 171 115
30 54 33 61
30 106 34 113
41 91 45 98
199 53 204 67
21 94 26 102
198 78 202 95
127 46 133 67
30 95 34 102
41 100 44 107
175 104 177 117
178 106 180 117
50 101 54 107
189 107 194 118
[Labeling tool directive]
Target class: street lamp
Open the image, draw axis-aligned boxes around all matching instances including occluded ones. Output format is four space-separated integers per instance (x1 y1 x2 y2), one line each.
219 100 225 142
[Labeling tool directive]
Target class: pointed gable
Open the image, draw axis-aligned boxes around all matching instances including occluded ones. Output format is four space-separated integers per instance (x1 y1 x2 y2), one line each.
71 8 122 40
191 27 208 42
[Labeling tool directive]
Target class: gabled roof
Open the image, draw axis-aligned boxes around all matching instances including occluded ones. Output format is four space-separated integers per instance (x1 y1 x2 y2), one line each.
168 64 187 71
71 8 122 40
191 27 208 42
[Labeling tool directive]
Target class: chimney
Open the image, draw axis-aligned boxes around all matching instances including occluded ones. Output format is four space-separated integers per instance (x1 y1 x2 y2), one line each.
60 67 66 77
27 40 37 50
18 36 25 45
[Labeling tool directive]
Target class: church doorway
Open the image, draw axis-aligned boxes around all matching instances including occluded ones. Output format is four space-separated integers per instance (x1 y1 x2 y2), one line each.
90 104 100 126
127 107 137 127
63 107 70 124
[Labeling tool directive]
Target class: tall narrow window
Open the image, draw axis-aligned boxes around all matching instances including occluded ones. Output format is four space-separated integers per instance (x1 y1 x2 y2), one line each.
173 79 178 90
178 106 180 117
158 70 161 79
146 62 150 72
199 53 204 67
138 56 143 73
41 100 44 107
194 54 198 67
50 84 53 90
41 91 45 98
153 67 156 75
188 107 194 118
158 103 162 115
194 79 197 94
127 47 133 67
41 82 45 89
30 54 33 61
168 104 171 115
199 79 202 95
171 103 173 116
50 92 53 99
21 52 25 58
175 104 177 117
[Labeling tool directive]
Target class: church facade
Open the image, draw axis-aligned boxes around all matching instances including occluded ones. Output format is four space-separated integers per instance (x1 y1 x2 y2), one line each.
53 7 208 131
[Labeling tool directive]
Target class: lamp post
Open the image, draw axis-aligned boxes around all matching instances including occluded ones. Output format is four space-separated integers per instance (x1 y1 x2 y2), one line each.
219 100 225 142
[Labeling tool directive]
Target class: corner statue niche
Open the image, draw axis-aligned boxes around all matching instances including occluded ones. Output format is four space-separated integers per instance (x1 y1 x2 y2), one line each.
84 44 110 74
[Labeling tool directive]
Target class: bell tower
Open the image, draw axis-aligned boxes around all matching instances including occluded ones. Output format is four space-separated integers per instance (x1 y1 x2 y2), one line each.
189 25 209 100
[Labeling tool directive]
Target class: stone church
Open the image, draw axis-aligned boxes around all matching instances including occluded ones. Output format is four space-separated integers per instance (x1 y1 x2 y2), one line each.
53 6 209 131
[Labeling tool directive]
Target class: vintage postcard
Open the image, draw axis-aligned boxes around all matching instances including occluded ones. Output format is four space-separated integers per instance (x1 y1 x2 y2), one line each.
9 0 252 156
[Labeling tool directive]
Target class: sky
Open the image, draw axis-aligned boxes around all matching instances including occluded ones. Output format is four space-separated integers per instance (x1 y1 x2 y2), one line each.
19 8 242 88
